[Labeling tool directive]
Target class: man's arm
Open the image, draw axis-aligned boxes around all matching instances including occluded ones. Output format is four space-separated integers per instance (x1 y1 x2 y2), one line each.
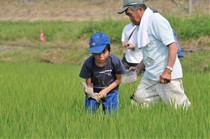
160 42 178 84
135 60 145 75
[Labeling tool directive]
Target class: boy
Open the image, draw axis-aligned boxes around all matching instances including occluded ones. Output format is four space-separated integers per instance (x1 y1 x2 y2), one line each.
79 32 126 114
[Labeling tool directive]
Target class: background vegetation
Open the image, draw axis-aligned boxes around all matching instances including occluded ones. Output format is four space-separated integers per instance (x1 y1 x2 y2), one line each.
0 15 209 65
0 16 210 46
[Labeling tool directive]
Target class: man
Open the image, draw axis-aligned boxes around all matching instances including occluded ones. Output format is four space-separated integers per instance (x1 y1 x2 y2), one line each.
118 0 191 109
121 22 143 70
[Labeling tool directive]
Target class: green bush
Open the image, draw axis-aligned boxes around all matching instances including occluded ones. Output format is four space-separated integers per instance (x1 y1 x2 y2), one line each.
1 16 208 46
168 15 210 40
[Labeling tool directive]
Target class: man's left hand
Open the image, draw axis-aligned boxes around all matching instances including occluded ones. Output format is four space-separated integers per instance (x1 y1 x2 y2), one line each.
160 69 172 84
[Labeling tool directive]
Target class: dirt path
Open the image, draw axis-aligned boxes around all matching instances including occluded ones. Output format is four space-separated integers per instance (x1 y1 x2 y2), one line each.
0 0 209 21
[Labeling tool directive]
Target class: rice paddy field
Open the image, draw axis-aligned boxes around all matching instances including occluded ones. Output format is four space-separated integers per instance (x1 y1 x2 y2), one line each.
0 0 209 138
0 51 209 138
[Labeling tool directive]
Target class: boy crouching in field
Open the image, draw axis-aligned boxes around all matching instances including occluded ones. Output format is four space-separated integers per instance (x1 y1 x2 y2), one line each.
79 32 126 114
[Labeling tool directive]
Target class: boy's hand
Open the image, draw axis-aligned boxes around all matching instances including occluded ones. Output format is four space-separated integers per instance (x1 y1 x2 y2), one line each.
80 82 102 103
97 90 107 99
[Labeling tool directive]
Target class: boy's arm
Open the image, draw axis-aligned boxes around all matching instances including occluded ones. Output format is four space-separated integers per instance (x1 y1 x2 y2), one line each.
86 78 94 93
97 74 122 99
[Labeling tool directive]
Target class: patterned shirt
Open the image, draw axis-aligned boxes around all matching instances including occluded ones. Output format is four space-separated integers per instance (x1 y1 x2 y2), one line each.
79 53 125 92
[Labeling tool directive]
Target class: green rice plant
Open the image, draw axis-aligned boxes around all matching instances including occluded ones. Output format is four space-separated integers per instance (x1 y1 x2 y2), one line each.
0 62 209 138
180 50 210 72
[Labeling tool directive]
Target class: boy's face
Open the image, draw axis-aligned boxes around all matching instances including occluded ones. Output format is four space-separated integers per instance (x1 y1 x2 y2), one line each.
93 49 109 63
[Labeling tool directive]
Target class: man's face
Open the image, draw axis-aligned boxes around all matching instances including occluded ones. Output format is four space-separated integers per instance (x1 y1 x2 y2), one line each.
125 7 142 25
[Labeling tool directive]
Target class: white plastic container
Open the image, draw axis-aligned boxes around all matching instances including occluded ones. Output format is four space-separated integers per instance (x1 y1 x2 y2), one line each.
122 70 137 83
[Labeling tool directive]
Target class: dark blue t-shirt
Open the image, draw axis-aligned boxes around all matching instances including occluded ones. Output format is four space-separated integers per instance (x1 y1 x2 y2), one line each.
79 53 126 92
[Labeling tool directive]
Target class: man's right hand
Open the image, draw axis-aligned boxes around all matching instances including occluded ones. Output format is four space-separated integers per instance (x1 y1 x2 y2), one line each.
121 42 128 48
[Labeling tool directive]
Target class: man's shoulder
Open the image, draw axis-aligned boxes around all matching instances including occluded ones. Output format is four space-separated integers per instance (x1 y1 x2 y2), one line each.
148 13 169 31
124 23 133 30
150 13 162 21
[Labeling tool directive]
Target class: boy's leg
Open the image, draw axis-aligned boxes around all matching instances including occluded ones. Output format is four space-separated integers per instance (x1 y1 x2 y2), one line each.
85 97 100 112
156 78 191 109
102 90 118 113
131 77 160 107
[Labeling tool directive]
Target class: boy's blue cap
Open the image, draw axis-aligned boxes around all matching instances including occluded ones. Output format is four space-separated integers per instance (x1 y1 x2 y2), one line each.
89 32 110 54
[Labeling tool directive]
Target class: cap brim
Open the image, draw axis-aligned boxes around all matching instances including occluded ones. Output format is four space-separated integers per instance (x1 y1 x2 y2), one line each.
117 6 128 14
89 45 106 54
